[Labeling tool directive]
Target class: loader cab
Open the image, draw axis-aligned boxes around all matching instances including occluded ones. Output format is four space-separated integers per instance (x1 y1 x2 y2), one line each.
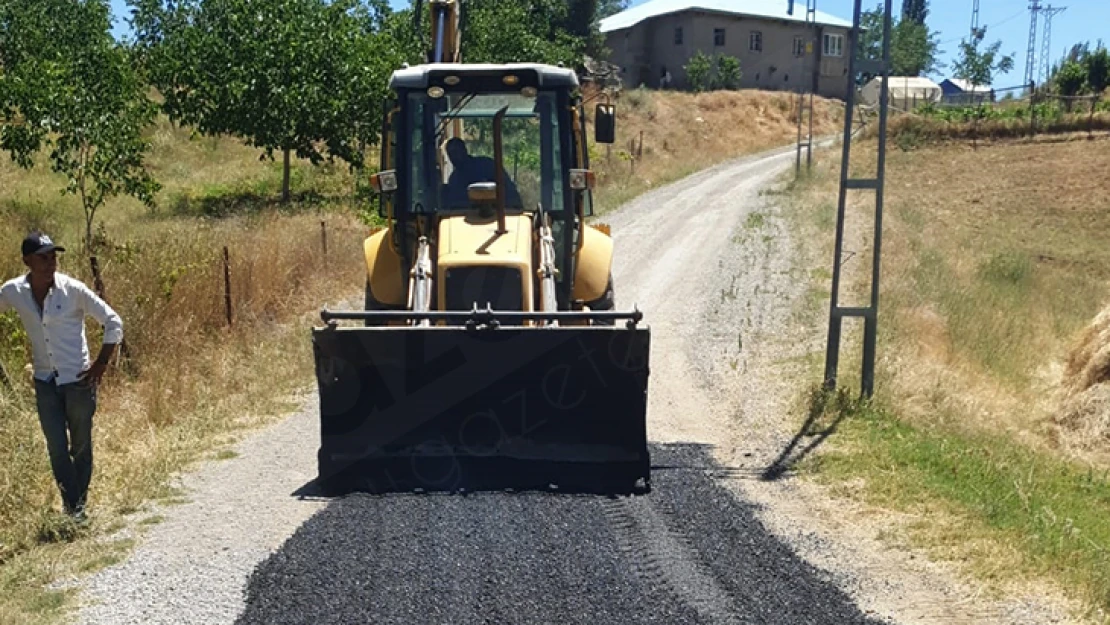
370 63 612 312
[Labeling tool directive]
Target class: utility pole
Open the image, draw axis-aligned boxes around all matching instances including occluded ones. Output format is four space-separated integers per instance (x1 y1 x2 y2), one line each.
1039 5 1066 84
970 0 981 37
1024 1 1041 89
794 0 818 177
821 0 892 398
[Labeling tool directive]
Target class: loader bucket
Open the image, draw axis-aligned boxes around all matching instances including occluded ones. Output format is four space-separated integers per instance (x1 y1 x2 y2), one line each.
312 317 650 495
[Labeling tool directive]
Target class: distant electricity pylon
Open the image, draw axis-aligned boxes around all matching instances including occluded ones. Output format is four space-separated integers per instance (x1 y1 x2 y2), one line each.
1039 5 1066 84
970 0 981 38
1025 1 1040 88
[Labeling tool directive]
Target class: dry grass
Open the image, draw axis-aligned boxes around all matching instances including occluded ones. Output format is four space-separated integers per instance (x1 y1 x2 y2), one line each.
798 134 1110 455
586 86 844 215
0 117 369 622
1058 306 1110 449
783 134 1110 619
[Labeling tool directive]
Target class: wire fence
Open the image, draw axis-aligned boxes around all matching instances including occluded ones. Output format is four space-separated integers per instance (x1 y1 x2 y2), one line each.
858 81 1109 142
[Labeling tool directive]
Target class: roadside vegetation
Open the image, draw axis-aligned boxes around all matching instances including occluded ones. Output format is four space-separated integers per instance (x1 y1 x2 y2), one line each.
0 1 841 620
589 86 842 216
878 99 1110 149
783 133 1110 621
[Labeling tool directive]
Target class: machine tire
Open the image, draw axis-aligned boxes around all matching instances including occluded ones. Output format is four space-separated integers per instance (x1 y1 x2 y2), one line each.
586 274 615 326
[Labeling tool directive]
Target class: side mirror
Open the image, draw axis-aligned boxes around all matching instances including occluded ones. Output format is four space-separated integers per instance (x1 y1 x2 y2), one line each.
595 104 616 144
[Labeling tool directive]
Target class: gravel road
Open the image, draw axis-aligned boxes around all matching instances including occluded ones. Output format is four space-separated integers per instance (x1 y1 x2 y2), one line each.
72 144 1076 624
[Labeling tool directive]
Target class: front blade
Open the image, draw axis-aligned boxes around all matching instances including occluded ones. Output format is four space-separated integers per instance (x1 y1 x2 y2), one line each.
313 325 650 494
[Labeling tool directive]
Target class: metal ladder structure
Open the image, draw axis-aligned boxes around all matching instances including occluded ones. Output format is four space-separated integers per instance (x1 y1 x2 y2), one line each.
822 0 892 398
793 0 818 176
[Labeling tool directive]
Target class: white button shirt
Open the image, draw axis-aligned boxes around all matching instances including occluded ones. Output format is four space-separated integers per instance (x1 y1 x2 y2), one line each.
0 272 124 385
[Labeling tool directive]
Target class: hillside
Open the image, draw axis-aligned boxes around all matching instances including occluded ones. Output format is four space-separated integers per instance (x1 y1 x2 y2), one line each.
0 86 840 624
591 87 843 213
784 133 1110 620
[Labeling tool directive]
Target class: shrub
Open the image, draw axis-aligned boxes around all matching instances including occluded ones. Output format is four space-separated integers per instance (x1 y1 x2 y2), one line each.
685 51 713 92
714 55 743 90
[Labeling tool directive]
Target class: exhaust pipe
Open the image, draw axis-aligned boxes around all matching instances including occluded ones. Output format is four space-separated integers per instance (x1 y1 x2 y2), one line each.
493 105 508 234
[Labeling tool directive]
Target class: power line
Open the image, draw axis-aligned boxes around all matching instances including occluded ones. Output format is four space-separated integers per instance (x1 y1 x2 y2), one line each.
939 9 1026 46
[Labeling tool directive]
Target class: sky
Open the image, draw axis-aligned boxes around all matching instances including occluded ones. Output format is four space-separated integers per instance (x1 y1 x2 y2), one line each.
107 0 1108 86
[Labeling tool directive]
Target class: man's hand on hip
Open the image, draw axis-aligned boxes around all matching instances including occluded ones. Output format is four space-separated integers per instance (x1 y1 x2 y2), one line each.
78 361 108 386
79 343 118 386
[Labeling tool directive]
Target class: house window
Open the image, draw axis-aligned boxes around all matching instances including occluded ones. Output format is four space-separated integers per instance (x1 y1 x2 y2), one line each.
674 27 683 45
749 31 762 52
793 36 806 57
823 33 844 57
714 28 726 46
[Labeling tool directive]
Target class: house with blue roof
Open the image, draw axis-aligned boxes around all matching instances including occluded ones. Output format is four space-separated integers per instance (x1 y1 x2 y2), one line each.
600 0 856 99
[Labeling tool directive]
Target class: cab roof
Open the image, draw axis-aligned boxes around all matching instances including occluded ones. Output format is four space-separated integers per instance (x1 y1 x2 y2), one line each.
390 63 580 90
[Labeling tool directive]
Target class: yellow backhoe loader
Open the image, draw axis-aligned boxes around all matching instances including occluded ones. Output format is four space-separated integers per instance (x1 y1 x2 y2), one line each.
312 0 650 494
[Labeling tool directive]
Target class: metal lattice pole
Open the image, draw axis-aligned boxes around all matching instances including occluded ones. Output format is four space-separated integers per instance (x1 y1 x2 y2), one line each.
1025 1 1041 89
1039 5 1066 85
822 0 892 398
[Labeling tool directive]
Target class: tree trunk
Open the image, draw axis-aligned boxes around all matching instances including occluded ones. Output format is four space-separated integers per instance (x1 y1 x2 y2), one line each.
282 147 291 203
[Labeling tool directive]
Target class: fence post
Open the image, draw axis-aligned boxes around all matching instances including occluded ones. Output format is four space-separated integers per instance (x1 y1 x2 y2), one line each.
638 130 644 158
1028 82 1037 138
1089 95 1098 140
629 137 636 176
223 246 233 327
0 359 11 390
321 220 328 257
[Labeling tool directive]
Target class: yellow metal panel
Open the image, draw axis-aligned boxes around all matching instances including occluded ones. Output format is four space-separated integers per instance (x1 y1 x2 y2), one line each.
572 225 613 302
436 213 534 311
363 229 405 306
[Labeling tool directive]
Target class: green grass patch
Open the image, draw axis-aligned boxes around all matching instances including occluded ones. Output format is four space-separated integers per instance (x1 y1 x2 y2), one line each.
802 391 1110 615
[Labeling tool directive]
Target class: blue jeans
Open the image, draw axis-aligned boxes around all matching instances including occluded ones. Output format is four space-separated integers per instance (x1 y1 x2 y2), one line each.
33 378 97 514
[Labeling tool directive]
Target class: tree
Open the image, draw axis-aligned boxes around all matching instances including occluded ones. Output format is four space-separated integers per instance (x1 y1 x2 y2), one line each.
0 0 160 252
951 27 1015 91
131 0 401 202
891 19 942 76
597 0 629 19
684 51 713 92
714 55 742 90
458 0 583 67
1054 61 1088 98
951 27 1014 146
1083 43 1109 94
901 0 928 25
857 3 941 83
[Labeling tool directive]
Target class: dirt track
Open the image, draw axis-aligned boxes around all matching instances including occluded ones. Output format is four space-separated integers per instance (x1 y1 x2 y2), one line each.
72 145 1076 624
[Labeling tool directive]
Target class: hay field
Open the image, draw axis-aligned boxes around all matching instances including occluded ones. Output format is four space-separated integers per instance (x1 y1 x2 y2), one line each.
786 133 1110 620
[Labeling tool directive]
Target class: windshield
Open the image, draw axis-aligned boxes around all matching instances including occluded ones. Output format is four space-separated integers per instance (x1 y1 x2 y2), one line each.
406 91 565 213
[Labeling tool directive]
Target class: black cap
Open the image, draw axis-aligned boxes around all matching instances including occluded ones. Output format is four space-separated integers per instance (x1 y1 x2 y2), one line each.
21 231 66 256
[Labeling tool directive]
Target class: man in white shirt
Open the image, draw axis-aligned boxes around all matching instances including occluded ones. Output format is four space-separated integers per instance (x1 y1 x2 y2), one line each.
0 231 123 522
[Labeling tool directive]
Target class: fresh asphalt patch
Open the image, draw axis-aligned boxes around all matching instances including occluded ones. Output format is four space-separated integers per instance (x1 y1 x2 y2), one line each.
235 444 886 625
